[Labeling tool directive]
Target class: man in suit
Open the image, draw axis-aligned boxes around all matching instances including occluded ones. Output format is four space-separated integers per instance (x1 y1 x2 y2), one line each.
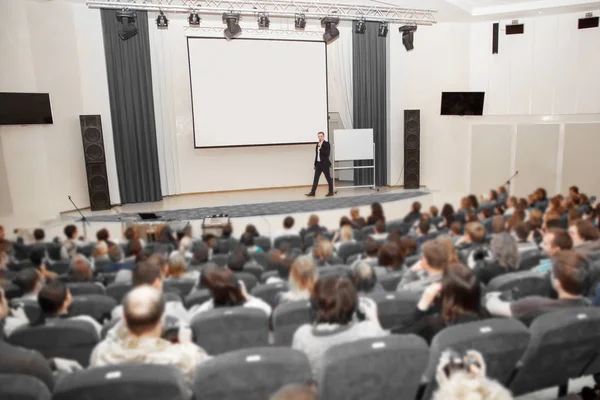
306 131 334 197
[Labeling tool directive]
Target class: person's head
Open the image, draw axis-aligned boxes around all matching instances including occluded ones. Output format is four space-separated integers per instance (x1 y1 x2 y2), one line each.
124 227 138 241
270 384 318 400
551 250 588 297
418 218 431 236
221 223 233 239
129 238 143 258
430 205 439 217
549 195 564 215
422 241 449 273
489 189 498 202
339 216 352 228
543 228 573 256
340 225 353 242
201 267 246 307
364 238 379 257
465 211 478 224
568 208 582 226
38 280 71 316
123 286 165 338
378 241 404 269
15 267 43 295
307 215 319 229
0 225 4 241
29 248 45 269
70 256 93 280
498 186 507 195
464 222 486 244
313 239 333 262
506 196 518 209
441 204 455 219
167 253 187 277
178 237 192 254
133 259 165 290
202 233 217 248
311 275 357 325
374 219 386 234
108 243 122 263
468 194 479 210
317 131 325 142
245 224 259 237
96 228 110 243
240 232 256 248
536 187 548 201
490 233 520 270
227 247 248 272
352 261 377 293
350 207 360 220
450 222 463 237
440 263 481 322
64 224 78 240
512 222 530 243
490 216 505 234
399 236 418 257
93 241 109 258
191 242 209 264
437 237 459 265
289 256 317 294
33 228 45 242
569 185 579 198
370 202 384 220
569 219 600 246
412 201 422 214
283 216 295 230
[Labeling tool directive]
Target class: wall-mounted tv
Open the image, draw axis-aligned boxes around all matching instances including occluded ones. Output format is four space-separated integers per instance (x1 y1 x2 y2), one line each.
0 93 53 125
440 92 485 116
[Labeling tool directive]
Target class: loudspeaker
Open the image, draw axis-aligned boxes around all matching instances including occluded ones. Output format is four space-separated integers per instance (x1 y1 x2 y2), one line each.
80 115 111 211
492 23 499 54
404 110 420 189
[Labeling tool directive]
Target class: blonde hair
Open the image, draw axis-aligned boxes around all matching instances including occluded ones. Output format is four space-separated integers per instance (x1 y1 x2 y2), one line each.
167 253 187 277
93 241 108 258
340 225 353 243
289 256 317 295
179 237 192 253
313 239 334 261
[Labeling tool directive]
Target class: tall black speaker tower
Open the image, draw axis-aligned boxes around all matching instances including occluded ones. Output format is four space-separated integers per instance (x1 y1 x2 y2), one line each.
80 115 111 211
404 110 420 189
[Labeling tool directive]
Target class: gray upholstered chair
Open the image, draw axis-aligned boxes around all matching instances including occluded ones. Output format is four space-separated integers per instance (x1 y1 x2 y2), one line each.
184 289 211 309
251 282 289 308
105 282 133 304
163 279 195 297
377 272 404 292
69 294 117 323
519 248 541 271
190 307 269 355
249 251 269 268
337 242 364 263
210 254 229 267
487 271 551 300
52 364 190 400
318 335 429 400
274 235 303 252
243 263 264 281
46 260 70 275
385 219 410 235
217 238 238 254
254 237 272 253
0 374 51 400
367 290 420 330
272 300 311 346
192 347 311 400
66 282 106 296
235 272 258 292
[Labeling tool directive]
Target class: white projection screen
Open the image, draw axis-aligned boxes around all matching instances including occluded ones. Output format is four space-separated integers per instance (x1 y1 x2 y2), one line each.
187 38 328 148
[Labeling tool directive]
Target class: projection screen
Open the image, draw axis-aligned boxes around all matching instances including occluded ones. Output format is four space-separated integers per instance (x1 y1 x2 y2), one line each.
187 37 328 148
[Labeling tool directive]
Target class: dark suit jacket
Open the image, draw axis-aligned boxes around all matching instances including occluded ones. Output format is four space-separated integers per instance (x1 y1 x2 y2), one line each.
314 141 331 167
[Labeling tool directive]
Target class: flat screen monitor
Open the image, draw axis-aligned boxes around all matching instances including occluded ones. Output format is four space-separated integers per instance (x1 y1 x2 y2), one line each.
0 92 53 125
440 92 485 116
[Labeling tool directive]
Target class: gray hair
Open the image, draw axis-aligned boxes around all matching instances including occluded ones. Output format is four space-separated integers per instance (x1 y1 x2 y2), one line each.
490 233 520 270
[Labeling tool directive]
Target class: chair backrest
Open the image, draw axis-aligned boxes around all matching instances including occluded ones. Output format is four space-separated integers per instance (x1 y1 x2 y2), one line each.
52 363 190 400
253 236 272 253
47 260 71 275
487 271 551 300
405 254 419 267
184 289 211 309
69 294 118 323
274 235 303 251
66 282 106 296
377 272 404 292
210 254 229 267
242 264 264 281
235 272 258 292
251 282 289 308
93 258 114 274
163 280 195 297
318 335 429 400
361 225 375 235
367 291 420 330
385 219 409 235
272 300 312 346
346 253 361 265
9 298 42 323
192 347 311 400
8 319 99 367
216 238 238 254
303 233 316 252
260 270 279 283
519 248 541 271
190 307 269 355
421 318 530 400
9 260 35 272
2 281 23 300
77 244 95 258
46 243 62 261
249 251 269 268
508 307 600 396
337 242 364 263
0 374 51 400
106 282 133 304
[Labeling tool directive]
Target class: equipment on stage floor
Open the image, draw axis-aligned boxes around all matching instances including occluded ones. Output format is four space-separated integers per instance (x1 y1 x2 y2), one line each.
138 212 160 220
202 216 230 236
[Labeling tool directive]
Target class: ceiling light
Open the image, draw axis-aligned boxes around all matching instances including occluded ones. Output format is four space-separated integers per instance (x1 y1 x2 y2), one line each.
116 9 138 41
223 13 242 40
378 22 388 37
355 18 366 34
188 12 201 26
257 12 270 29
295 13 306 29
321 16 340 44
399 25 417 51
156 10 168 29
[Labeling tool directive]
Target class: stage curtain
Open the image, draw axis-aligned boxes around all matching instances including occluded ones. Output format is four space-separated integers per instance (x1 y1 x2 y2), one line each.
352 20 387 187
100 10 163 203
327 21 354 131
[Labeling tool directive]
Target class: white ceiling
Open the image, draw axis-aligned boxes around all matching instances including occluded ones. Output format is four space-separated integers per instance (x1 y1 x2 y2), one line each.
444 0 600 18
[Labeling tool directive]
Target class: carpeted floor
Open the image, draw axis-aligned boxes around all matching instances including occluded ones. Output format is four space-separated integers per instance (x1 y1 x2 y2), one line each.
83 190 429 223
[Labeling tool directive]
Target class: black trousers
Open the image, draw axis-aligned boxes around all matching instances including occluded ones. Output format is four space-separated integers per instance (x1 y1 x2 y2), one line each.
311 161 333 194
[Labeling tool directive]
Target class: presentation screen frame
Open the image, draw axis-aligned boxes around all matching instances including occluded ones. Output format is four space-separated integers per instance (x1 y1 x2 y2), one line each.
186 36 329 149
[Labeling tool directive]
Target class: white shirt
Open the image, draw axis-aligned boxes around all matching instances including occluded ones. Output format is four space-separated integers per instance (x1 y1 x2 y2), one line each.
272 228 300 240
112 300 191 324
317 144 321 162
188 296 272 319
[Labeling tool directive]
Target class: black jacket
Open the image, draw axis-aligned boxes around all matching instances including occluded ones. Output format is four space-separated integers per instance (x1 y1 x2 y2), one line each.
0 339 54 390
314 141 331 167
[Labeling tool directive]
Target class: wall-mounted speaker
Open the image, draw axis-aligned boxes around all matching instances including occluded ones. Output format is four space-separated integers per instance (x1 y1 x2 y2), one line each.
492 23 499 54
80 115 111 211
404 110 420 189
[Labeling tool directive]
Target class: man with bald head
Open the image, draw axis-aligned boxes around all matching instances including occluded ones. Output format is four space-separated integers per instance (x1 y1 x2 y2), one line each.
270 383 318 400
90 286 210 380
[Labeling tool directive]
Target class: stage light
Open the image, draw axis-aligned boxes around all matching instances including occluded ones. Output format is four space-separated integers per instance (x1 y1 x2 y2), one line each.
399 25 417 51
116 9 138 41
156 10 168 29
222 12 242 40
378 22 388 37
355 18 366 34
257 12 270 28
295 13 306 29
188 12 201 26
321 16 340 44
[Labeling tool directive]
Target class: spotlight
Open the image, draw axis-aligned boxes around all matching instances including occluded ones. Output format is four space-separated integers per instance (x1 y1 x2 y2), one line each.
116 9 138 41
355 18 366 34
188 12 201 26
156 10 168 29
399 25 417 51
321 16 340 44
295 13 306 29
257 12 270 29
378 22 388 37
222 12 242 40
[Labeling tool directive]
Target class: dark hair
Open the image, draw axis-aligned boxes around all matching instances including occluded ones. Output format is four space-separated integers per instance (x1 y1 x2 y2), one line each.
352 261 377 293
124 227 137 241
245 224 259 237
450 222 463 236
311 275 357 325
29 248 45 269
399 236 418 257
33 229 45 241
378 241 404 269
221 224 233 239
422 241 448 271
38 281 68 315
430 205 439 217
441 204 455 219
441 263 481 322
570 186 579 195
240 232 255 247
418 218 431 235
370 202 385 222
547 228 573 250
96 228 109 242
283 216 295 229
552 250 587 295
202 267 246 307
364 238 379 257
412 202 422 213
15 268 41 294
575 220 600 241
133 259 164 287
374 219 386 234
546 219 562 230
513 222 530 243
536 188 548 201
124 289 166 336
64 225 77 239
227 247 248 272
468 194 479 210
192 243 209 264
489 190 498 201
202 233 217 244
339 216 352 228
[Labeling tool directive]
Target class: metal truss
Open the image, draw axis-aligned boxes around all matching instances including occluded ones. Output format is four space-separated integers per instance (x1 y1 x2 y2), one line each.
87 0 437 25
184 26 323 38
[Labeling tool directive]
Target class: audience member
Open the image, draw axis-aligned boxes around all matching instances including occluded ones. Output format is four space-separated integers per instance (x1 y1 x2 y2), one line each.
60 224 83 260
569 185 579 200
534 228 573 274
504 196 518 216
14 267 43 301
375 241 404 276
397 240 448 292
292 275 387 377
173 237 193 262
370 220 388 241
312 239 334 268
277 256 317 305
221 224 233 240
270 384 318 400
468 194 480 210
300 215 324 239
29 248 56 281
68 256 95 282
92 241 109 260
399 236 418 258
240 232 263 253
437 237 459 265
448 222 463 244
350 207 366 229
352 261 381 294
226 246 250 272
416 218 432 247
430 205 439 218
355 237 379 267
274 216 299 239
96 228 115 247
244 224 260 238
439 203 455 229
366 202 385 225
491 216 505 235
202 233 217 259
166 253 199 281
569 220 600 260
404 201 422 226
473 233 519 285
334 225 355 251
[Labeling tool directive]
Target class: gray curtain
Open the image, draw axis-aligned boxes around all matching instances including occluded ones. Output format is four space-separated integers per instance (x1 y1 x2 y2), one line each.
352 21 387 186
101 10 162 204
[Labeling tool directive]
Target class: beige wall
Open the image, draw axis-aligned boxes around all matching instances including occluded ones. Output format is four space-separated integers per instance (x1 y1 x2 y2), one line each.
0 137 13 216
514 124 559 197
470 125 512 197
562 123 600 196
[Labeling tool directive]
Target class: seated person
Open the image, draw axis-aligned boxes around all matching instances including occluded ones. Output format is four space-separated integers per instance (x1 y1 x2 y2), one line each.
512 222 539 253
270 384 318 400
351 237 379 267
92 241 110 261
171 237 193 262
188 267 271 318
415 218 432 247
473 233 520 285
166 253 200 282
66 255 97 282
190 242 210 268
312 239 334 268
366 202 385 226
243 224 260 238
400 236 418 259
273 216 300 240
369 220 388 242
226 246 250 272
393 263 487 344
96 228 116 248
202 233 217 260
397 240 448 293
30 248 56 281
13 267 43 302
350 207 366 230
300 215 325 239
374 241 404 277
91 286 210 382
455 222 489 265
448 222 463 245
485 250 590 324
60 224 86 260
123 227 146 256
570 220 600 261
334 225 355 251
352 261 383 295
276 256 317 305
534 228 572 274
220 223 233 240
240 232 263 253
292 275 387 377
404 201 422 226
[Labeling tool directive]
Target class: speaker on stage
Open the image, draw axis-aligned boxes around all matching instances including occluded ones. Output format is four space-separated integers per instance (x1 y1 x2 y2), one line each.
404 110 420 189
80 115 111 211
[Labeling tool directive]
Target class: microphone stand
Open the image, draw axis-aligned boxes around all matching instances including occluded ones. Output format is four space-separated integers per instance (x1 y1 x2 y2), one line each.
68 196 89 240
504 170 519 193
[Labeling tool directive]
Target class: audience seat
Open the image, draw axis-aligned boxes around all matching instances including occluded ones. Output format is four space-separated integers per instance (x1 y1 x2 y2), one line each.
69 294 118 323
302 233 316 252
192 347 312 400
519 248 541 271
243 263 264 281
163 280 195 297
260 270 279 283
106 282 133 304
421 318 530 400
250 251 269 268
318 335 429 400
254 237 272 253
52 364 190 400
77 244 95 258
385 219 410 236
0 374 51 400
190 307 269 355
405 254 420 267
346 253 361 265
272 300 311 346
235 271 258 292
2 281 23 300
8 260 35 272
93 258 113 274
317 265 351 279
337 242 364 263
210 254 229 267
361 225 375 236
46 243 62 261
217 238 238 254
487 271 551 301
8 319 99 367
10 298 42 324
368 291 420 330
46 260 71 275
377 272 404 292
251 282 289 308
66 282 106 296
507 307 600 397
184 289 211 309
274 235 303 252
